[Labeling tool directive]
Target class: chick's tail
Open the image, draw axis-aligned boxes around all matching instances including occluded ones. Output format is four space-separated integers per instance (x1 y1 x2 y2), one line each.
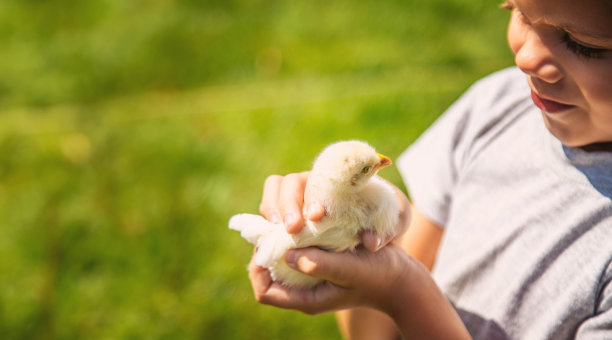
228 213 294 268
229 213 277 244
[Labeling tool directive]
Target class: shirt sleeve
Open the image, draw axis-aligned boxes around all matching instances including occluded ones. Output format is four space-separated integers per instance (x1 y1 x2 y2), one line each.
397 67 527 228
397 82 479 228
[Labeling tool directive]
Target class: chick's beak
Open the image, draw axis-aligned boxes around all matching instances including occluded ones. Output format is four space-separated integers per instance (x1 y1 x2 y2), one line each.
375 153 392 171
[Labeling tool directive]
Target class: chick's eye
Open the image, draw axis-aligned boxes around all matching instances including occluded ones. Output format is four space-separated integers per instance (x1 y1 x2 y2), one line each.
362 166 371 174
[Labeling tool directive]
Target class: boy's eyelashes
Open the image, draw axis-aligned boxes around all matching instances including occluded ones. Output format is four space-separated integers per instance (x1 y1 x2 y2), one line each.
561 33 608 59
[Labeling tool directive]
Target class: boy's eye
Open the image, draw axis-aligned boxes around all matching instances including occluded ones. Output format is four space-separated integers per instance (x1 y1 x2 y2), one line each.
561 33 608 59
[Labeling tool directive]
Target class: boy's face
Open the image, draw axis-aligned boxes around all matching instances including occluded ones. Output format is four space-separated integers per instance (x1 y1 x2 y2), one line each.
506 0 612 148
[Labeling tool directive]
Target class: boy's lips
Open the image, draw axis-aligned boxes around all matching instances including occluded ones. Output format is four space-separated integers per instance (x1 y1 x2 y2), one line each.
530 90 575 114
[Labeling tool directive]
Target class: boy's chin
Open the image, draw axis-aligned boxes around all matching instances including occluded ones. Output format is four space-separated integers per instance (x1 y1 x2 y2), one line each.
540 112 608 150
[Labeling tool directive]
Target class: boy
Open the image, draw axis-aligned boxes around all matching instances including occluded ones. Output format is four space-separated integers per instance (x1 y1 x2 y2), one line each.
249 0 612 338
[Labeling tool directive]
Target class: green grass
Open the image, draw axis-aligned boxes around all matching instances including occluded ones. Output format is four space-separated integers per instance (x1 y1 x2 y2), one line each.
0 0 513 339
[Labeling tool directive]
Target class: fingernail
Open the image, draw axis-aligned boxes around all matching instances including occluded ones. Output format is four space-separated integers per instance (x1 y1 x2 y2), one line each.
270 213 281 224
285 250 298 268
284 213 296 227
376 237 382 250
306 203 319 219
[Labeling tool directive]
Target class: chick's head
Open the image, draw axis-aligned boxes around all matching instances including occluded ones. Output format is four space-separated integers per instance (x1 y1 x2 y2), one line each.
311 141 392 193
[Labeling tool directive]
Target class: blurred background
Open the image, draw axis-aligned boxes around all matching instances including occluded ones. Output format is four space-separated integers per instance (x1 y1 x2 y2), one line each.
0 0 513 339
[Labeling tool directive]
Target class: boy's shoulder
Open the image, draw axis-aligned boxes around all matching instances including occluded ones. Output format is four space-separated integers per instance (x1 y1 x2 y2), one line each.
473 66 525 89
443 67 536 149
465 67 530 108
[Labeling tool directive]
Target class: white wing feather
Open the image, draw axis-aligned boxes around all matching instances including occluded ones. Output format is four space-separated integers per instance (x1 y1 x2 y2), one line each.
228 213 294 268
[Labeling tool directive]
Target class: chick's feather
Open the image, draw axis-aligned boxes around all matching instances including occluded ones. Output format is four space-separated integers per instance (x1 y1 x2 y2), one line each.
229 140 400 287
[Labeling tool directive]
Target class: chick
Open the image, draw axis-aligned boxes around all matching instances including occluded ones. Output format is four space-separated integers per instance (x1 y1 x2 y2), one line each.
229 140 399 287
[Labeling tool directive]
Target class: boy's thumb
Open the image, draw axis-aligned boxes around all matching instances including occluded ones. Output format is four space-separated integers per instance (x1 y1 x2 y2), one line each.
284 248 357 287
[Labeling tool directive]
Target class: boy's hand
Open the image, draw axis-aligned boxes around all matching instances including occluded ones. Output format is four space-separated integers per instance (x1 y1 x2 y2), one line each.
258 171 409 251
248 244 471 340
258 171 324 233
248 242 414 316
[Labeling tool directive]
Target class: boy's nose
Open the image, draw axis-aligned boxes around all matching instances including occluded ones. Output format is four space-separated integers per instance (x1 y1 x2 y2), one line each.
514 32 564 84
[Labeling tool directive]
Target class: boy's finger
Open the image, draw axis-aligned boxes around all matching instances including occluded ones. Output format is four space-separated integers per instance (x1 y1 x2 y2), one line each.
248 257 310 310
248 263 271 296
259 174 283 223
284 248 358 287
248 254 294 305
278 172 309 234
361 230 383 252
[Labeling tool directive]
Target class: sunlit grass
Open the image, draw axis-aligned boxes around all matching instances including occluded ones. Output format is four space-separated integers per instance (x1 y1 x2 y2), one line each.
0 0 513 338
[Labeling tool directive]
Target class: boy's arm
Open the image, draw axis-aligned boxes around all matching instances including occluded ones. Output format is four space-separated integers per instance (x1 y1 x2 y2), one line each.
254 172 468 339
400 204 445 271
249 199 470 339
336 204 445 340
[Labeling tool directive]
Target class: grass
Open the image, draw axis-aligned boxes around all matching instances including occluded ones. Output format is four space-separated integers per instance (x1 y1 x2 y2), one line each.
0 0 513 339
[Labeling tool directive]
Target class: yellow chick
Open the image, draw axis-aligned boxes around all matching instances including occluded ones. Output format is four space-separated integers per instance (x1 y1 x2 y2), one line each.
229 140 399 287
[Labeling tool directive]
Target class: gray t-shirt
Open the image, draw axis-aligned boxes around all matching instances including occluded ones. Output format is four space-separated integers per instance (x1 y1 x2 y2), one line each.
398 67 612 339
